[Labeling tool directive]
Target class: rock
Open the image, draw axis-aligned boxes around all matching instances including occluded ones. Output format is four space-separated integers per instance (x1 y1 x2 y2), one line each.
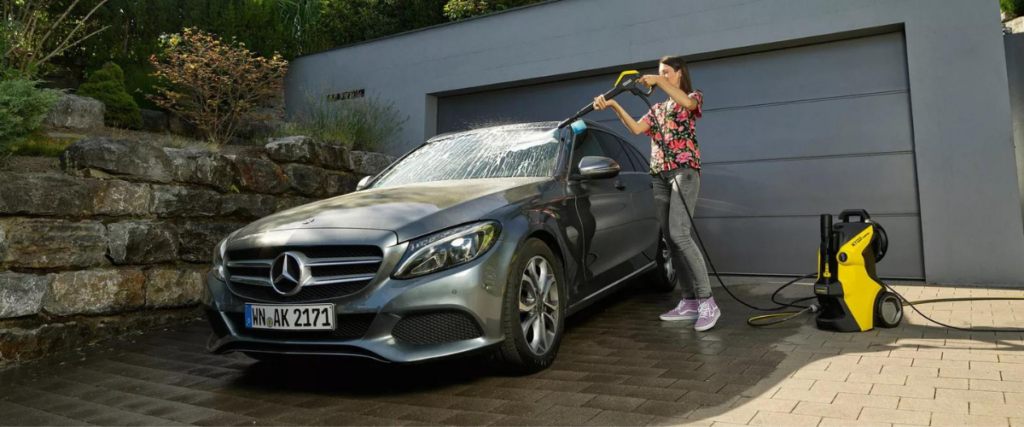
106 221 178 265
151 185 221 217
44 93 104 129
0 223 6 261
349 151 395 175
168 114 200 139
163 148 235 192
317 143 352 171
220 193 277 218
266 136 317 164
0 173 92 216
283 164 327 197
140 109 169 133
276 197 313 212
229 155 289 194
92 180 152 216
325 173 362 197
2 219 107 269
145 268 205 308
44 269 146 316
265 136 352 171
0 272 53 319
61 138 174 183
174 222 245 263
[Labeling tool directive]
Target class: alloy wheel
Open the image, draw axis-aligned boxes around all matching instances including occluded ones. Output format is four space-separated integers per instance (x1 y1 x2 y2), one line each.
519 256 559 355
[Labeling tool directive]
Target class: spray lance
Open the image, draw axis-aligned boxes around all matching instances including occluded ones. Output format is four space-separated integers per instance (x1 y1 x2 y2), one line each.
557 70 654 129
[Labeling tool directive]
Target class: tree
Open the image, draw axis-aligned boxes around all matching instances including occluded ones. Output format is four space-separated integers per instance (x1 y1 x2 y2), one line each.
148 28 288 144
76 62 142 129
1 0 110 78
443 0 545 20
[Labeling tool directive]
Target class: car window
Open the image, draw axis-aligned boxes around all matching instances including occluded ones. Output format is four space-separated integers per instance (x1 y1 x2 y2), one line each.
623 140 649 171
594 131 637 172
571 132 607 174
370 128 560 189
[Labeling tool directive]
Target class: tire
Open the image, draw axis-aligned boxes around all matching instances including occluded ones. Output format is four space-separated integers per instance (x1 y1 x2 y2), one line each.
495 238 566 374
645 236 676 293
875 291 903 328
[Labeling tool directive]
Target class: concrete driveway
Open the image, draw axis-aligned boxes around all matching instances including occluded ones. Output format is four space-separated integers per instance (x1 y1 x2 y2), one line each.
2 279 1023 426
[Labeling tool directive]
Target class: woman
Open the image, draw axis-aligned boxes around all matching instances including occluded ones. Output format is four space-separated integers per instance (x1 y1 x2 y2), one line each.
593 55 720 331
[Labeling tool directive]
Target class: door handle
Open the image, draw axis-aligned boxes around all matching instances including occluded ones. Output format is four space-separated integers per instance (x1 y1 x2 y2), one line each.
614 181 626 190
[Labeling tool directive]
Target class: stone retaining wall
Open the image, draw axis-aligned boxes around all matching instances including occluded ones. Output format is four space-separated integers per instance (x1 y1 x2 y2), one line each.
0 136 395 366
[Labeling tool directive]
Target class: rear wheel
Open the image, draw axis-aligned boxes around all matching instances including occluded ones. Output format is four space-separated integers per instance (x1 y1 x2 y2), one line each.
495 238 565 374
646 236 676 293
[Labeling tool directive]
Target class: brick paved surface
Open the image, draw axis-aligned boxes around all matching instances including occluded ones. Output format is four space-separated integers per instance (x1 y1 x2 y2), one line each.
2 279 1024 426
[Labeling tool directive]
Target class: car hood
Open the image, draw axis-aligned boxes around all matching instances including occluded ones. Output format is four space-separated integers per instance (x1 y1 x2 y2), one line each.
231 177 551 242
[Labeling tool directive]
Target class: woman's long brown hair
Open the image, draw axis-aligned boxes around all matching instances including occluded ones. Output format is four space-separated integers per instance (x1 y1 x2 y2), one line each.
660 55 692 94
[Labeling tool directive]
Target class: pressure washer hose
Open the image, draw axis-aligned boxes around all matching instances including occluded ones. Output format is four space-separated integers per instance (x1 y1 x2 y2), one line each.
634 92 1024 332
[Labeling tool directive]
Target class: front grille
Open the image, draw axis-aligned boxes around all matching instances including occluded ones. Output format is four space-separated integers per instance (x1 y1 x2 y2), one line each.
392 311 483 344
225 312 375 341
227 246 382 261
227 281 370 303
225 245 383 303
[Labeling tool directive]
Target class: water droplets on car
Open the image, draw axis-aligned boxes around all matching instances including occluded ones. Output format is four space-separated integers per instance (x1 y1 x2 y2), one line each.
370 128 561 189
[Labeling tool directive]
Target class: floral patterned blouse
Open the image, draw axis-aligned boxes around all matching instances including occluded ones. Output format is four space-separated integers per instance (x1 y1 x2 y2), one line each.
640 90 705 175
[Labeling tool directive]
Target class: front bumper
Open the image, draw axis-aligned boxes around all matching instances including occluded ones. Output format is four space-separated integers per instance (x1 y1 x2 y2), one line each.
203 228 514 363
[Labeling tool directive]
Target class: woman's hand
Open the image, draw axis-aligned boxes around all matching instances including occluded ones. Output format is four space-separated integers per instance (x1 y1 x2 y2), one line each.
593 95 617 111
638 75 666 89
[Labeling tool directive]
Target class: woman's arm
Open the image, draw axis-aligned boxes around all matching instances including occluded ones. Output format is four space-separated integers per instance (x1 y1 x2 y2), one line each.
640 75 697 111
594 95 650 135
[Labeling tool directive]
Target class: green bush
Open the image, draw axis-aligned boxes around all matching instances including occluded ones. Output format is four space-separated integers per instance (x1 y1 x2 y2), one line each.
1004 0 1024 18
76 63 143 130
284 90 407 153
0 79 61 156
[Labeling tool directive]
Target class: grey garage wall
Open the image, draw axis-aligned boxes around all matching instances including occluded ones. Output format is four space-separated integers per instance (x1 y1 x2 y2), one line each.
438 33 924 279
287 0 1024 286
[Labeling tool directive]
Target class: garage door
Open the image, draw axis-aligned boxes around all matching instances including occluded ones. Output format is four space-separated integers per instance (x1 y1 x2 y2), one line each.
437 33 924 279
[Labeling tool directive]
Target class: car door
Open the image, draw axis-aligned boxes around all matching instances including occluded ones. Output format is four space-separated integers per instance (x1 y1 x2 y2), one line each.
592 130 659 280
619 138 660 260
567 130 637 298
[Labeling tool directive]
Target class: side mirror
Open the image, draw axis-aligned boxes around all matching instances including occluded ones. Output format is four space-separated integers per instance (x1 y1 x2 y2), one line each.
573 156 620 180
356 176 372 191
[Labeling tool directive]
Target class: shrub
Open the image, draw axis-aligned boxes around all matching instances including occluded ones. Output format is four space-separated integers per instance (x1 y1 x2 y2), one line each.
0 79 61 155
1005 0 1024 18
148 28 288 145
284 90 407 153
76 62 142 129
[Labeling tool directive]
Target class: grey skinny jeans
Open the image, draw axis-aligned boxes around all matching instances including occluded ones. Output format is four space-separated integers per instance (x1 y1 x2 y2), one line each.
651 167 713 299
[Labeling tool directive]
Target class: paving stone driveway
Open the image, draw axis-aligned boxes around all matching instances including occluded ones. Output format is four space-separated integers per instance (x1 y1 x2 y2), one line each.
2 279 1024 426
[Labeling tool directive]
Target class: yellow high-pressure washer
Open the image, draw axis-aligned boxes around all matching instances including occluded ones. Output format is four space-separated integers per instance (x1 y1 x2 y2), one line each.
812 210 903 332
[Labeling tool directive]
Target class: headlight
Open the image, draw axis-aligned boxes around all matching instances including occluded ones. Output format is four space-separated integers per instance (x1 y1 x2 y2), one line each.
393 222 501 279
212 238 227 281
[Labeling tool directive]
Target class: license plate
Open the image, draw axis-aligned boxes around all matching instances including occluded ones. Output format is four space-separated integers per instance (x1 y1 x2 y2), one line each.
244 304 335 331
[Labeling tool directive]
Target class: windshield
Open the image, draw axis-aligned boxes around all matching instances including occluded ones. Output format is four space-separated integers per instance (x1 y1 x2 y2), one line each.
369 128 561 189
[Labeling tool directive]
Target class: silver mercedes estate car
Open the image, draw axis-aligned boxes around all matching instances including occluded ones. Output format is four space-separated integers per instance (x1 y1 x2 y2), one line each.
203 120 674 372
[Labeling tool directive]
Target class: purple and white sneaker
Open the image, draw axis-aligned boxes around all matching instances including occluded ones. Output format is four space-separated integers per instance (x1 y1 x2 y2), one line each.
660 299 699 321
694 297 721 332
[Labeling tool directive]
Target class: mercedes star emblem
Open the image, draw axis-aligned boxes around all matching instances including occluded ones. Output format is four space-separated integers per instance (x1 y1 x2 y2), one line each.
270 252 305 296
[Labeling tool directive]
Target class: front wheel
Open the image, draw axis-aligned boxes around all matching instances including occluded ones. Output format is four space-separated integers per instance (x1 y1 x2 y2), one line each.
646 236 676 293
495 238 566 374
